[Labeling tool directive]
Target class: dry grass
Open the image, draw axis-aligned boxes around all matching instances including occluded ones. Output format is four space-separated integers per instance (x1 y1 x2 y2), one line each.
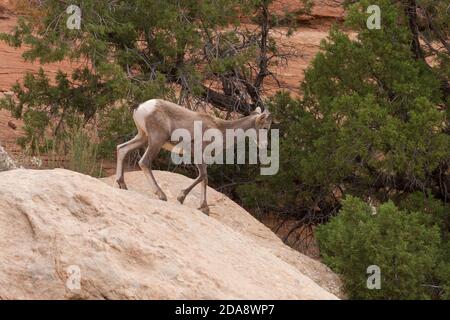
10 128 104 178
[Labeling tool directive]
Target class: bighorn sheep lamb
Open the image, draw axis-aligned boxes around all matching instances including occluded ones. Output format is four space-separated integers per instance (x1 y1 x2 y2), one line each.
115 99 272 215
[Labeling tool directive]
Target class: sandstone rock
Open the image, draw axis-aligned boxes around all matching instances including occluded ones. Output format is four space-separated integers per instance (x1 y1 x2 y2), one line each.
103 170 343 297
0 169 341 299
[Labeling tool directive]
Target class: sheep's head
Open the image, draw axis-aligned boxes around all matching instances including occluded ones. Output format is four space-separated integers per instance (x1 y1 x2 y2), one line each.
253 107 273 148
254 107 272 130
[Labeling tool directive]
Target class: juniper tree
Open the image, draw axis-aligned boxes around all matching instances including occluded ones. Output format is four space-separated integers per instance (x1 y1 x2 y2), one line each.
316 195 449 299
238 0 449 237
0 0 310 152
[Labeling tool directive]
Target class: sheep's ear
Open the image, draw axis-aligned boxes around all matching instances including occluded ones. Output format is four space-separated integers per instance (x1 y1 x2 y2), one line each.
255 107 262 114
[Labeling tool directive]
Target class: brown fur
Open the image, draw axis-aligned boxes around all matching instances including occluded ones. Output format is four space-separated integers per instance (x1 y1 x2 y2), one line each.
115 99 272 215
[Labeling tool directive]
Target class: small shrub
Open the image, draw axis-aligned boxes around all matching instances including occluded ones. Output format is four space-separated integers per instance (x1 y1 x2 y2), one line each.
0 144 17 171
316 196 449 299
67 129 103 177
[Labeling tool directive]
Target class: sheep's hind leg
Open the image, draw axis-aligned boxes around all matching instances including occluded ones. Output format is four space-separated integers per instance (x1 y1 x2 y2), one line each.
116 133 146 189
139 136 167 201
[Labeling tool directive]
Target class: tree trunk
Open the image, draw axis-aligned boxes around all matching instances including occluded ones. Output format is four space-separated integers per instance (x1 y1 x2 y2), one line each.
403 0 424 61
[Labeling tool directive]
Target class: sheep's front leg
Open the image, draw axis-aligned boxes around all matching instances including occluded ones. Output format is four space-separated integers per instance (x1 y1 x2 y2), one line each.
198 164 209 216
198 166 209 216
177 163 205 204
177 164 209 215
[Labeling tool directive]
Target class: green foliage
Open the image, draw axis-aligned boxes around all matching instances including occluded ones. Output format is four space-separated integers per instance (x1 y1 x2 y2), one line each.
316 195 449 299
97 105 135 158
299 0 448 189
0 0 245 153
0 66 127 152
239 0 449 220
235 2 450 300
0 0 307 156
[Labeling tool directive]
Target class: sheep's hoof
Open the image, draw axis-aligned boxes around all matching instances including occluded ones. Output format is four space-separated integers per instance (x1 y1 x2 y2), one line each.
198 205 210 216
177 192 186 204
157 191 167 202
116 180 128 190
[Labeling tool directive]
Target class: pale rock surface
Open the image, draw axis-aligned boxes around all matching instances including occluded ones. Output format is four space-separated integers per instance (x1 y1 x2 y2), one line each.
0 169 341 299
103 170 343 297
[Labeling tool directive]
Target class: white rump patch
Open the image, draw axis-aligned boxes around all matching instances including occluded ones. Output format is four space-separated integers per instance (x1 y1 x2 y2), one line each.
133 99 159 133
